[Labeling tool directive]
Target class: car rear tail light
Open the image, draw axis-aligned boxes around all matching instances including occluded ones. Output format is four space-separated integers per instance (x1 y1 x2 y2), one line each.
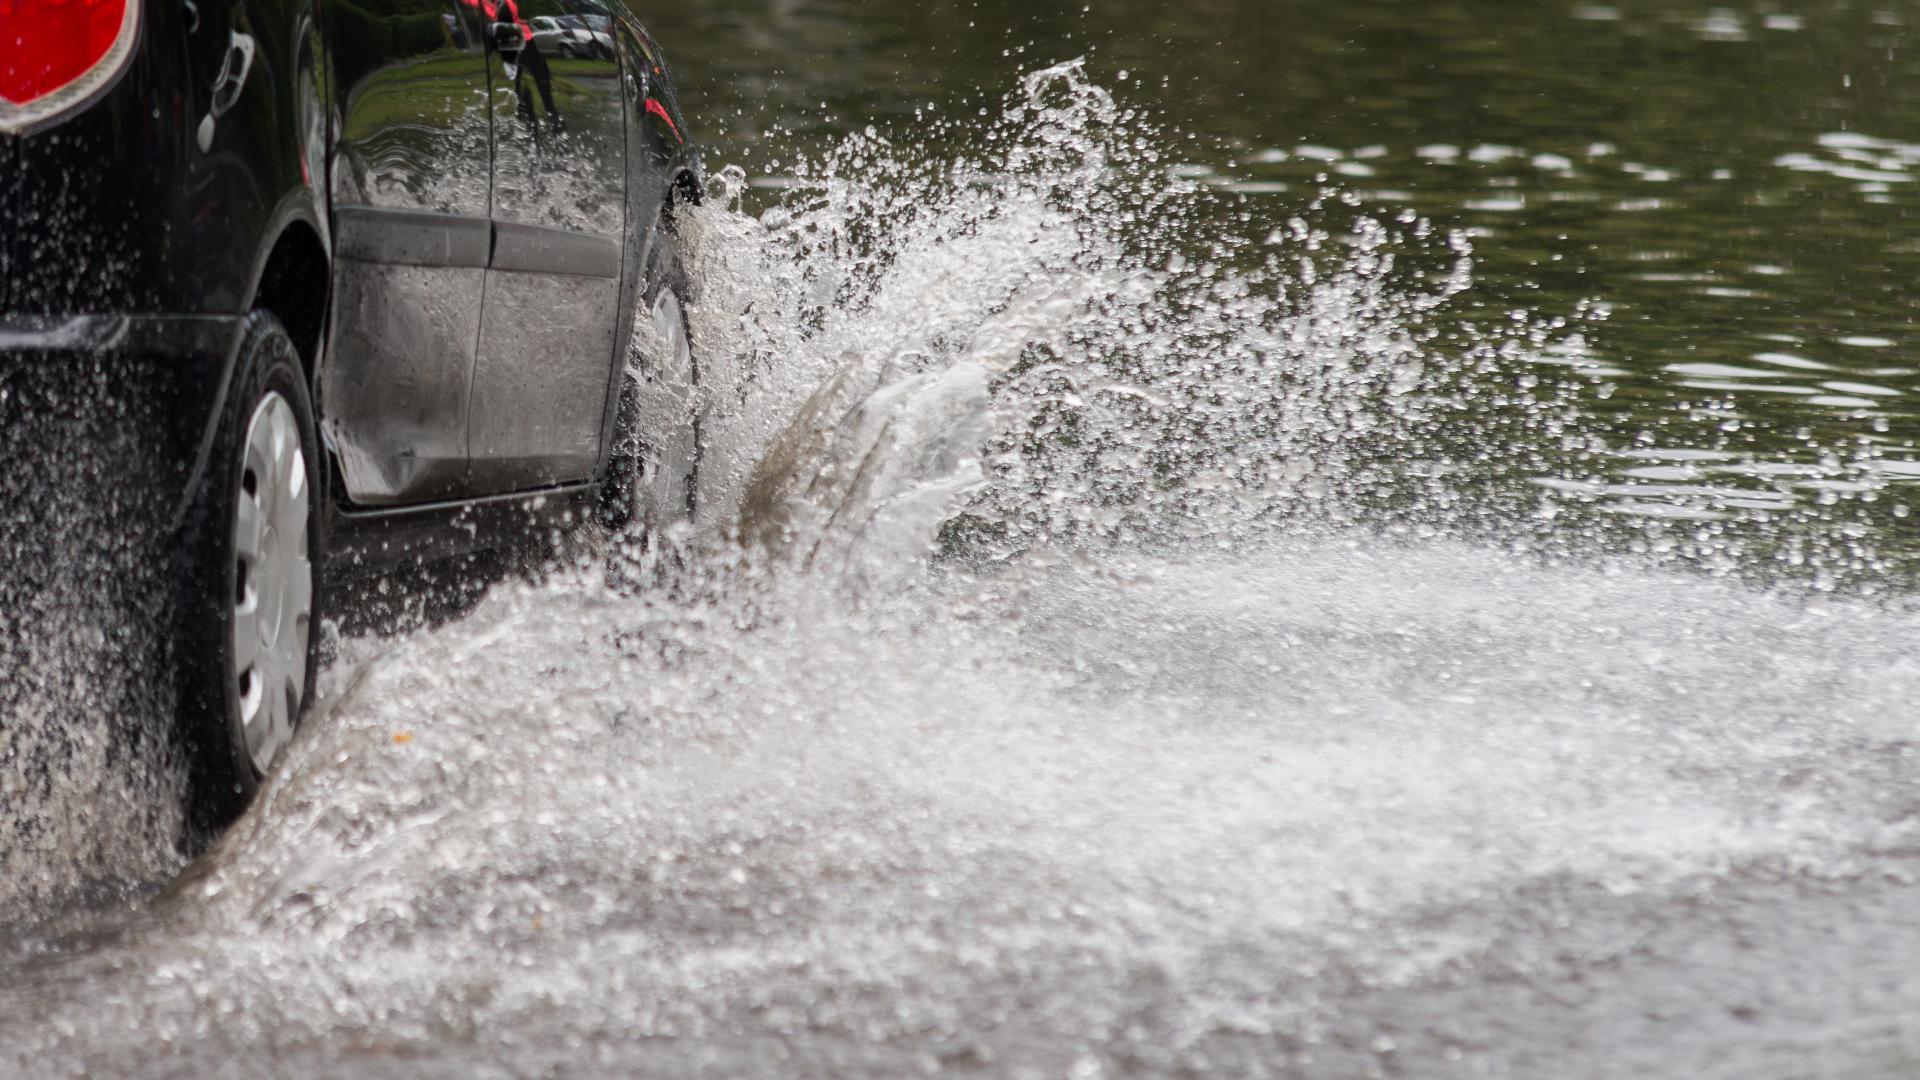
0 0 142 136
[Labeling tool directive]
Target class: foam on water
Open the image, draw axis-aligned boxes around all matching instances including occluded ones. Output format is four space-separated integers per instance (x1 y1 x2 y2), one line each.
5 61 1920 1078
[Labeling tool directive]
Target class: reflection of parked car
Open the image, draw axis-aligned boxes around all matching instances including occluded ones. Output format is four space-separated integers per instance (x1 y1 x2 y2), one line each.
0 0 703 830
565 15 617 58
529 14 608 58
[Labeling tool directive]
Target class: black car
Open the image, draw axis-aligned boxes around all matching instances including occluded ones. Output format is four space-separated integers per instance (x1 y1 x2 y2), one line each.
0 0 703 826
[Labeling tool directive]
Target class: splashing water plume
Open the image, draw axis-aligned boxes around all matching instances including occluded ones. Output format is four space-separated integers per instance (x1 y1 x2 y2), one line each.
4 61 1919 1080
697 61 1539 567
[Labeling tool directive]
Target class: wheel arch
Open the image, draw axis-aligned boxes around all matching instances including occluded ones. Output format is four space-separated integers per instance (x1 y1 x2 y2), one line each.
172 204 332 531
671 164 705 210
248 216 330 382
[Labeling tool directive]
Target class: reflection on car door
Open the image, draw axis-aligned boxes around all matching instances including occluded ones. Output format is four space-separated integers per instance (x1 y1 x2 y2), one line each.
466 0 629 495
322 0 493 505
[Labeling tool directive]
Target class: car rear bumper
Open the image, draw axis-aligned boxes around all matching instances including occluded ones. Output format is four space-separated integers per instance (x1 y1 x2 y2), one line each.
0 313 245 527
0 312 238 357
0 135 12 310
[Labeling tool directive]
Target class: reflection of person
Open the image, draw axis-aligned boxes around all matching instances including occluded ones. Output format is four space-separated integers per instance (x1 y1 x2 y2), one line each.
514 30 564 133
460 0 563 131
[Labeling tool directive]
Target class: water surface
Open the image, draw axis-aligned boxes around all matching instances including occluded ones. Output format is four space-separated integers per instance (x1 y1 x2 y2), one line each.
652 0 1920 585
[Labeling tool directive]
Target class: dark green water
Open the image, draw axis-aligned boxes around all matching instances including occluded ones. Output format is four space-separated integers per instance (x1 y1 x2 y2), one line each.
647 0 1920 589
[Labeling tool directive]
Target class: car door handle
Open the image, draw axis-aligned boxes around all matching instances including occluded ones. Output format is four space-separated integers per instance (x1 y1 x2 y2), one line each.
491 22 525 56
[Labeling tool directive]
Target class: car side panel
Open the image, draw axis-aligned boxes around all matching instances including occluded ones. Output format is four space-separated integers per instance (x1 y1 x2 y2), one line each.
463 0 629 495
319 0 494 505
176 0 328 317
610 8 696 187
595 15 679 463
591 11 698 471
0 134 12 312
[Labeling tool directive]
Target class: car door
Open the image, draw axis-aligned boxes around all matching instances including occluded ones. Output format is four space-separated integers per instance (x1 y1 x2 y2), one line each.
321 0 494 505
466 0 629 495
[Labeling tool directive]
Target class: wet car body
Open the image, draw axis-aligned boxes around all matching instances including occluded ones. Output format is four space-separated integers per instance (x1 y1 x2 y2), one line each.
0 0 701 563
0 0 702 821
528 15 607 59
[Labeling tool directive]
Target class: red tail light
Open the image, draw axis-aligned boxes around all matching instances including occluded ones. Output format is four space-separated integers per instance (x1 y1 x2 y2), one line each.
0 0 141 135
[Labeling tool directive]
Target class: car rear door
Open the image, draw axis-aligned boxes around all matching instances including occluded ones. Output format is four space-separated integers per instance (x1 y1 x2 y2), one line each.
321 0 494 505
465 0 629 495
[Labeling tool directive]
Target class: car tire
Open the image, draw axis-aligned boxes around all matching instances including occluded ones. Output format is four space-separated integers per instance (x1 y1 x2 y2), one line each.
178 311 322 832
602 227 700 541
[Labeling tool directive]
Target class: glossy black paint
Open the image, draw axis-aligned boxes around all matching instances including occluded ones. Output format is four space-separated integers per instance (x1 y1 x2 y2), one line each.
322 0 491 505
0 316 238 516
0 136 12 310
468 0 632 496
0 0 704 569
7 3 189 316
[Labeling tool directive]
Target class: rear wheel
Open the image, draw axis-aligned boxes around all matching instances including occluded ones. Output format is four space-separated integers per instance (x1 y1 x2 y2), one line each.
180 312 321 830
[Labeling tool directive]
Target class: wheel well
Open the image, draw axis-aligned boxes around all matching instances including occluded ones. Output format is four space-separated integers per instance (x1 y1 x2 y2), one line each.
671 166 704 210
251 222 329 380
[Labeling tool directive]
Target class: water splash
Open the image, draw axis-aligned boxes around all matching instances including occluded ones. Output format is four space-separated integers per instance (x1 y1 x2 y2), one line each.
681 60 1597 576
0 363 188 926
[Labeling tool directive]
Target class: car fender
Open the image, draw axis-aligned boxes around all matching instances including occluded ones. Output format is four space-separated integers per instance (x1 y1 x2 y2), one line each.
595 13 702 475
173 7 333 529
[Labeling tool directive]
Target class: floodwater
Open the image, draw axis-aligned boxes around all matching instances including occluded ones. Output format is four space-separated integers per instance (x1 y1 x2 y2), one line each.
7 1 1920 1076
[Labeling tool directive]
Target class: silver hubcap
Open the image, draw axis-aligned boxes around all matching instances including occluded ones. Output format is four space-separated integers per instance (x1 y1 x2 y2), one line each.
231 391 312 776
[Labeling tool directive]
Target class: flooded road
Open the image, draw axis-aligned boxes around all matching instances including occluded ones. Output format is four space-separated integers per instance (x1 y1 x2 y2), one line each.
9 537 1920 1078
7 1 1920 1076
